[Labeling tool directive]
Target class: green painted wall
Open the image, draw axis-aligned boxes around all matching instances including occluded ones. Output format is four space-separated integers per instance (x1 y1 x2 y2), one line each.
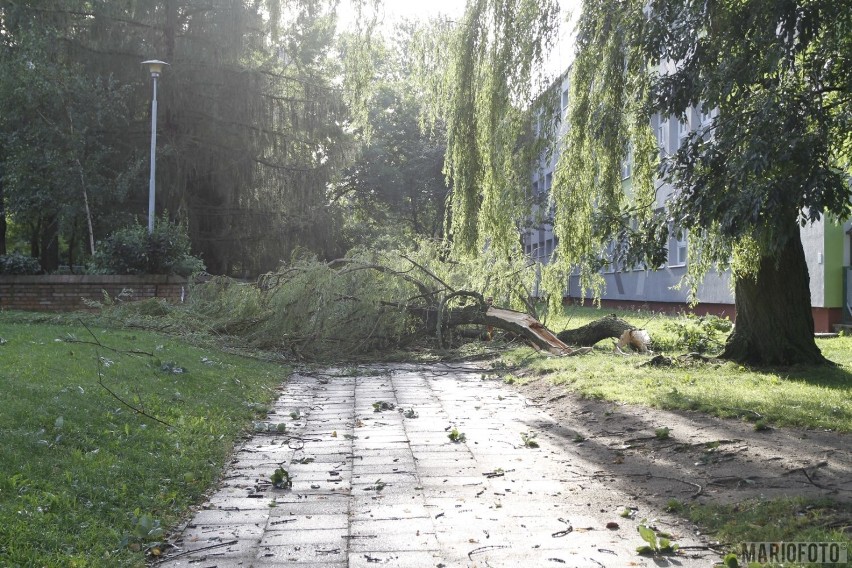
823 220 845 307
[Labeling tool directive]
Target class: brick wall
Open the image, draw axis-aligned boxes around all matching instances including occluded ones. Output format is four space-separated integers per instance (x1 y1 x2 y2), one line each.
0 275 188 312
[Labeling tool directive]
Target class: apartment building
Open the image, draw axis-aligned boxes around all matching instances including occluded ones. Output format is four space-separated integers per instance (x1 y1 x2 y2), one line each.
524 73 852 332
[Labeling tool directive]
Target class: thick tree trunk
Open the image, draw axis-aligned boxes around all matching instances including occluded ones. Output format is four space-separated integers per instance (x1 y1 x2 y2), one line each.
721 227 828 366
556 314 634 346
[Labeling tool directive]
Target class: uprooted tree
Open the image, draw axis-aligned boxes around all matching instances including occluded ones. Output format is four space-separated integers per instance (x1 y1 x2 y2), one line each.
155 246 604 360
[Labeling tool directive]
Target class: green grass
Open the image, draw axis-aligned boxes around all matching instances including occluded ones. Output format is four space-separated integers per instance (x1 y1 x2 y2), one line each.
503 306 852 432
0 313 288 567
685 498 851 567
509 307 852 566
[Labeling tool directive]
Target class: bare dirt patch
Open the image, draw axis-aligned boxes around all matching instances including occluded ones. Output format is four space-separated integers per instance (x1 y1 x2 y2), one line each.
506 376 852 508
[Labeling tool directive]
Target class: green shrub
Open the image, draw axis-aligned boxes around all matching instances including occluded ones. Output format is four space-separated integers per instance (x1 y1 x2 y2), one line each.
89 219 204 276
661 314 732 354
0 253 43 275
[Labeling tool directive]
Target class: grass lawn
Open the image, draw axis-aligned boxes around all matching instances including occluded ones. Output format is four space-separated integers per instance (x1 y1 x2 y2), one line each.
503 306 852 565
680 498 852 567
505 306 852 432
0 313 288 567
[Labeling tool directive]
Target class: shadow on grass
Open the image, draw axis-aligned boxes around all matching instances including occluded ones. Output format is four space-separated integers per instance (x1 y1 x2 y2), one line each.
782 362 852 390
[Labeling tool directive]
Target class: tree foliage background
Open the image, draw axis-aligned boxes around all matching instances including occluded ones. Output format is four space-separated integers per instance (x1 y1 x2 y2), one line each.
0 0 387 275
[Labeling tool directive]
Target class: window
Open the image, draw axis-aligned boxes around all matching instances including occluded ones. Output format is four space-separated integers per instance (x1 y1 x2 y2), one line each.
541 239 553 262
678 114 689 139
561 88 570 113
700 104 712 125
657 118 669 155
602 240 616 273
669 226 688 266
544 172 553 194
532 180 539 196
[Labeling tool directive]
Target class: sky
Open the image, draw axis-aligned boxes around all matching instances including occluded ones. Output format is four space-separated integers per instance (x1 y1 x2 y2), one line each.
340 0 583 77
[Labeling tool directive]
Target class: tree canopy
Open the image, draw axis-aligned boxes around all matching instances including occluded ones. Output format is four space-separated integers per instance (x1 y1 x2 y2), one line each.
556 0 852 364
436 0 852 365
333 22 450 247
0 0 372 275
429 0 561 255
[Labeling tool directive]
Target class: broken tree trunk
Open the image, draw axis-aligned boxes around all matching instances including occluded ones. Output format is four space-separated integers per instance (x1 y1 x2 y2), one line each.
556 314 634 347
438 301 590 356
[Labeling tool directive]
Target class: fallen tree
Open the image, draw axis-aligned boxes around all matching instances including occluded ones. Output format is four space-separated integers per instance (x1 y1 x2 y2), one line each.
134 248 618 359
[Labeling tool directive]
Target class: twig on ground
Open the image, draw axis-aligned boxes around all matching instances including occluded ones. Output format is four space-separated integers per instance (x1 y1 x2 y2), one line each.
158 539 239 561
468 545 510 559
79 319 173 428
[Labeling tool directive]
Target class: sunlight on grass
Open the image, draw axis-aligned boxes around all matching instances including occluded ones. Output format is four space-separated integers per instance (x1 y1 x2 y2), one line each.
503 307 852 432
686 497 852 561
0 315 288 567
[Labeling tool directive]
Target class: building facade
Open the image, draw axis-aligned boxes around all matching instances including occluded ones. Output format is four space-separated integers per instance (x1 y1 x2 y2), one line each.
525 73 851 332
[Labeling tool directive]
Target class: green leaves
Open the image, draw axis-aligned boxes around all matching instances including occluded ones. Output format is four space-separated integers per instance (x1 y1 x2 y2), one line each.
636 520 679 556
448 427 466 443
637 523 657 550
521 431 540 448
89 219 204 277
121 512 165 552
372 401 395 412
437 0 560 255
271 467 293 490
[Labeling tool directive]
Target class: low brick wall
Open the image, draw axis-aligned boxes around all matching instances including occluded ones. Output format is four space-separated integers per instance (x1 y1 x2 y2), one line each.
0 275 188 312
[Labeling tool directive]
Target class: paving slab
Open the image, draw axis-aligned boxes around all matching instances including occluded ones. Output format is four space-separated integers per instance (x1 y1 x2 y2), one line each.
157 363 720 567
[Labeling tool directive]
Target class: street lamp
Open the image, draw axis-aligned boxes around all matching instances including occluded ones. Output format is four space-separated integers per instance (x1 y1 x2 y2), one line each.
141 59 169 234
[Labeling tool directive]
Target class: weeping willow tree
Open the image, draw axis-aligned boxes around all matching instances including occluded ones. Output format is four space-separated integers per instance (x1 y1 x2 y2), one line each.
99 239 545 359
545 0 662 305
434 0 850 365
550 0 852 365
425 0 561 256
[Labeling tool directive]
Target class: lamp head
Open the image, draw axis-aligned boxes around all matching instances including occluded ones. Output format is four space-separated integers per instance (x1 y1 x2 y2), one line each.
141 59 169 76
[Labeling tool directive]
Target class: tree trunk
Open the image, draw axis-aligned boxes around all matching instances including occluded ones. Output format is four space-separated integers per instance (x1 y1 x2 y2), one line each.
721 227 827 366
39 214 60 273
556 314 634 346
0 181 6 256
431 302 589 355
30 220 40 259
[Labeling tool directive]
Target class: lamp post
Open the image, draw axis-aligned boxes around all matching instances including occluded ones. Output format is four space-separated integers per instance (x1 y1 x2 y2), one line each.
141 60 169 234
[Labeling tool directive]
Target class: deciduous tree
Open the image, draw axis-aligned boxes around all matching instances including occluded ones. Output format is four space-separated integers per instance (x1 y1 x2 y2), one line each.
555 0 852 365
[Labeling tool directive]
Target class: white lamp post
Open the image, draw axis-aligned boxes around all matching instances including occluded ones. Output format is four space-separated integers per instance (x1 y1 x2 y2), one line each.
141 60 169 234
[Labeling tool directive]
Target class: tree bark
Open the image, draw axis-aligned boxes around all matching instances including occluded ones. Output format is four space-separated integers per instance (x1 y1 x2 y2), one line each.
39 214 60 272
556 314 634 346
431 302 588 355
721 226 828 366
0 181 6 256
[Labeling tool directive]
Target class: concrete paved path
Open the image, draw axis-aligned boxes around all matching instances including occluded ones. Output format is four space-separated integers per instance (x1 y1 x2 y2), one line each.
158 364 719 567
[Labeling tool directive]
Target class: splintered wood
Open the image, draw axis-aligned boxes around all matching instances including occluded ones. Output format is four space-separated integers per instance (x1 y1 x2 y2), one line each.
485 307 592 356
614 329 651 354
